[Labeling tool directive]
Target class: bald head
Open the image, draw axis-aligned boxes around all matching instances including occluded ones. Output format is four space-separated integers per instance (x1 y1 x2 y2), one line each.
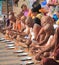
41 16 54 26
21 16 26 24
25 17 34 27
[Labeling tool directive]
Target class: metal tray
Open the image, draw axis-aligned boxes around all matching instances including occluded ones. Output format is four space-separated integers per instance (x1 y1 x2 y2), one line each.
0 38 5 41
20 56 32 61
26 61 34 64
6 42 14 44
7 44 14 47
4 40 11 42
7 46 15 49
17 53 28 56
14 50 24 53
20 61 34 65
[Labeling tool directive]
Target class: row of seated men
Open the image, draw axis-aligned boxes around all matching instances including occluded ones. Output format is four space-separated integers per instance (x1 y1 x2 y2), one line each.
1 11 59 65
1 2 59 64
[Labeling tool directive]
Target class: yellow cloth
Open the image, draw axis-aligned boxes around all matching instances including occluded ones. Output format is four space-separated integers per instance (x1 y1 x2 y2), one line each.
36 14 43 20
32 16 35 19
56 19 59 25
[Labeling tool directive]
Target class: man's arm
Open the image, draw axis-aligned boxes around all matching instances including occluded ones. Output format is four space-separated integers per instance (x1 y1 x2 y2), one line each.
38 33 50 45
36 28 44 40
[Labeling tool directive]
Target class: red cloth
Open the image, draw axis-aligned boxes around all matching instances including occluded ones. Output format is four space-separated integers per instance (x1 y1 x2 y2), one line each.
54 49 59 60
41 58 59 65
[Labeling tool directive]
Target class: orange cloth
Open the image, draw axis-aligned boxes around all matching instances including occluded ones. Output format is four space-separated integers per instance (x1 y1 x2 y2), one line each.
17 23 21 31
28 10 32 17
28 10 34 18
39 8 48 13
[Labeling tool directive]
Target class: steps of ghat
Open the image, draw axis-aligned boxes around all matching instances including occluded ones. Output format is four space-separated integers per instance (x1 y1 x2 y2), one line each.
0 33 36 65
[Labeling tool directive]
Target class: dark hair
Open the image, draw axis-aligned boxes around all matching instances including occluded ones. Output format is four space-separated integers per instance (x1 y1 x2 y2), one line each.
36 4 41 11
31 7 37 13
4 16 5 18
21 4 27 8
33 17 41 26
32 1 39 8
6 19 10 26
31 4 41 13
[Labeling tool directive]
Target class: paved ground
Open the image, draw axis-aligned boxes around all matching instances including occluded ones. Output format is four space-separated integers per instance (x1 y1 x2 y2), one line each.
0 33 35 65
0 40 22 65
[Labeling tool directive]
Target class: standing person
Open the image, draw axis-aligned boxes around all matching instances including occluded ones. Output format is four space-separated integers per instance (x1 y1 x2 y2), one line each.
4 11 16 30
6 17 10 27
3 15 6 27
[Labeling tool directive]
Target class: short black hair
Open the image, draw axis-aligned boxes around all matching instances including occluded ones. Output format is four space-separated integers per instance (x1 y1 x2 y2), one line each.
31 4 41 13
31 7 37 13
32 1 38 8
32 1 41 8
36 4 41 11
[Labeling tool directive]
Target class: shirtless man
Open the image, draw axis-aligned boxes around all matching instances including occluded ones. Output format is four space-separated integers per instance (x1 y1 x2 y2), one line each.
30 16 54 53
38 16 54 45
4 11 16 39
35 28 57 61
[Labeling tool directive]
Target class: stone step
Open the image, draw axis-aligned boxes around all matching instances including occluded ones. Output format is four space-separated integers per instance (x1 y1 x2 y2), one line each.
0 63 20 65
0 58 20 62
0 36 35 65
0 51 13 54
0 49 13 52
0 60 20 65
0 54 16 57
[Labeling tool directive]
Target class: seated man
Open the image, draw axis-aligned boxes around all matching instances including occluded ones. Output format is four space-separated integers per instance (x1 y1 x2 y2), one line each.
5 12 24 39
16 16 34 47
4 11 16 39
30 16 54 48
35 28 58 61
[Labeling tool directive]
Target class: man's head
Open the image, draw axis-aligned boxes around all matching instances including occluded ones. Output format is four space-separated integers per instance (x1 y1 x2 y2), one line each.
21 4 27 11
9 11 14 16
16 12 24 20
41 16 54 26
31 7 38 16
25 17 34 27
21 16 26 24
